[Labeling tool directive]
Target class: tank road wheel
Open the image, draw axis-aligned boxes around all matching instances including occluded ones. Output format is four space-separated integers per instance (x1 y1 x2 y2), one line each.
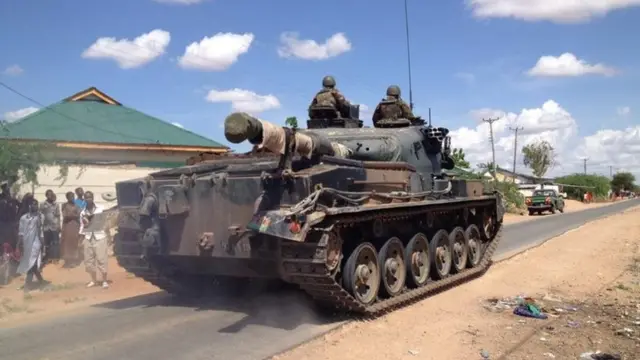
465 224 482 268
404 232 430 288
325 230 343 274
378 237 406 298
449 227 469 273
343 242 380 306
481 210 497 240
429 229 452 280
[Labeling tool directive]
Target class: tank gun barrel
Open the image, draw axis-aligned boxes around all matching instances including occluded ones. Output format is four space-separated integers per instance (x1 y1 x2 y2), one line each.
224 112 351 159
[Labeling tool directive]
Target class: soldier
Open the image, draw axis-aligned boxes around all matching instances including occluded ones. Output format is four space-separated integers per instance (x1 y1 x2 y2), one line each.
308 75 351 118
372 85 416 126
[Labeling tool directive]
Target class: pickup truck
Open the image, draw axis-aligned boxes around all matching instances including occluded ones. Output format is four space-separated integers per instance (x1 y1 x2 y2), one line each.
525 189 565 215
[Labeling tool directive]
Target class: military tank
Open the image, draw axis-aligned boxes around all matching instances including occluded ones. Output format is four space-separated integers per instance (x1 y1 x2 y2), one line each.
113 104 504 314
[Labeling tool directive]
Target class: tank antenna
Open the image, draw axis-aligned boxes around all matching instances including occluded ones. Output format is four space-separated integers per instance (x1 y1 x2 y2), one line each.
404 0 414 110
428 107 432 126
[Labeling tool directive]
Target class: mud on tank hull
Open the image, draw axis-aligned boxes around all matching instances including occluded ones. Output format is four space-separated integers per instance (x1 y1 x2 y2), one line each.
114 154 504 314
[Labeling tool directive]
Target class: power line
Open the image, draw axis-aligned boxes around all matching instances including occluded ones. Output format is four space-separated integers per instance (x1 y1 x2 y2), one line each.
508 126 524 182
482 117 500 177
0 81 159 143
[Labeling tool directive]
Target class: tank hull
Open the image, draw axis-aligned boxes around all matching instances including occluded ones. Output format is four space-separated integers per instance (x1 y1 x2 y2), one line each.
114 154 504 313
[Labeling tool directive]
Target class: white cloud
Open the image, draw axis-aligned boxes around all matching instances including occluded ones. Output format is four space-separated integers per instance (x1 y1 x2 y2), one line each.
617 106 631 117
451 99 640 178
527 53 617 77
178 32 254 71
450 100 578 175
171 122 184 128
467 0 640 23
575 126 640 177
3 107 39 122
205 88 280 114
278 32 352 60
152 0 204 4
81 29 171 69
3 65 24 76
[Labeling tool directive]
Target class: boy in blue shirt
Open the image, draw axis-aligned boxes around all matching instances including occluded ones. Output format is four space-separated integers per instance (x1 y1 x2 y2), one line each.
74 187 87 210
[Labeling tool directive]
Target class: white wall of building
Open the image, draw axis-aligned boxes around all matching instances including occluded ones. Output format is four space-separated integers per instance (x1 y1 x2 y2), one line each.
23 165 164 207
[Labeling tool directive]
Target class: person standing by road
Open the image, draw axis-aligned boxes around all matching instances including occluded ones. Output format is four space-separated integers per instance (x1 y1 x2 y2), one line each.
74 187 87 263
61 192 81 268
16 198 50 292
74 187 87 211
81 191 109 289
40 189 61 264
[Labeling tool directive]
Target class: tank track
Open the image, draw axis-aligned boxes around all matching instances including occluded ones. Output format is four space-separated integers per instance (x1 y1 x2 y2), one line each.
113 230 204 295
281 203 502 315
114 230 281 296
114 230 242 296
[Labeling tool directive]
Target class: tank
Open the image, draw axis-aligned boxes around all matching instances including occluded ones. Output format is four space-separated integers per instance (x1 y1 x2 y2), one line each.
113 104 505 314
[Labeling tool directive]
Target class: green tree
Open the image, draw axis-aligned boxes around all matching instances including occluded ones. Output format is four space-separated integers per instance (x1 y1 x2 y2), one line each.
285 116 298 129
477 161 496 178
451 148 470 169
611 172 635 193
522 140 556 180
555 173 610 200
0 121 68 189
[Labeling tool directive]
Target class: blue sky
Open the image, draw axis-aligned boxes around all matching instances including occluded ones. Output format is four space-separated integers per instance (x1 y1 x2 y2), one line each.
1 0 639 176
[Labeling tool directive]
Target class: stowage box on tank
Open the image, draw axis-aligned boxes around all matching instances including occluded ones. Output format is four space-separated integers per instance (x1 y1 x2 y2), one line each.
113 105 504 314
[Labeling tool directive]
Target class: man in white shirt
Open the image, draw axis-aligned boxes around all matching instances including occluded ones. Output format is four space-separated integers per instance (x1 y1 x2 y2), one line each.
81 191 109 289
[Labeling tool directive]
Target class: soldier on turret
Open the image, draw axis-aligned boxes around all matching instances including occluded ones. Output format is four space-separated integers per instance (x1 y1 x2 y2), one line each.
308 76 351 118
372 85 416 127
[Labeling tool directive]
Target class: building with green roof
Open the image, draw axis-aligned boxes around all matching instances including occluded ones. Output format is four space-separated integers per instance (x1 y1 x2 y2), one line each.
1 87 228 204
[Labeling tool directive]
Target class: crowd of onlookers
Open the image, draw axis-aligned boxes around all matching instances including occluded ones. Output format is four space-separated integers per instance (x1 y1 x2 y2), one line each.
0 183 113 292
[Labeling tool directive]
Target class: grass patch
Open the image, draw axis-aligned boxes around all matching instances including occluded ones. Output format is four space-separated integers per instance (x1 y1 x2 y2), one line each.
1 297 30 315
615 283 632 291
41 282 83 292
628 255 640 274
63 296 87 304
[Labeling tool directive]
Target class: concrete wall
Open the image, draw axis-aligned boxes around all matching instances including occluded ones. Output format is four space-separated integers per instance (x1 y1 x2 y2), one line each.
23 164 164 207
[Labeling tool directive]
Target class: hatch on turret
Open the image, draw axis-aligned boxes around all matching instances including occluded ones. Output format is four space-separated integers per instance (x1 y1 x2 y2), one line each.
307 104 364 129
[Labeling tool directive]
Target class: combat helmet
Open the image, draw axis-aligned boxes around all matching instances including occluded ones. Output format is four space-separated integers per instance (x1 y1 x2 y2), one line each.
386 85 401 97
322 76 336 88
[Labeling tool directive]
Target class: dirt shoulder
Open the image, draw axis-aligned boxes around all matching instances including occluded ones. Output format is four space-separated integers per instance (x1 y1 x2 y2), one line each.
274 205 640 360
0 257 158 327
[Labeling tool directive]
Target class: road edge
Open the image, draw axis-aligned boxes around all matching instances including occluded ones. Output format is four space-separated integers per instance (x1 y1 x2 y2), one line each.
493 203 640 263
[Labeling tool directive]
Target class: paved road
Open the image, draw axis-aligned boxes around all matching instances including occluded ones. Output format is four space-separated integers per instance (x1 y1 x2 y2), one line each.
1 199 638 360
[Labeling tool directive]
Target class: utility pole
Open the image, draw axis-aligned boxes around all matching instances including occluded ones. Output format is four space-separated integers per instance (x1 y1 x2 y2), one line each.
509 126 524 182
483 117 500 177
610 165 613 177
584 158 588 174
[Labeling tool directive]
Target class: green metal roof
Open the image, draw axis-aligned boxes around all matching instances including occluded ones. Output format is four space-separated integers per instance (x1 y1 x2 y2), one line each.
2 88 227 149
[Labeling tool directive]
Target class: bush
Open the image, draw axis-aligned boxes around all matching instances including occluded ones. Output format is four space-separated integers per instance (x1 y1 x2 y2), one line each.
483 180 525 213
555 173 610 200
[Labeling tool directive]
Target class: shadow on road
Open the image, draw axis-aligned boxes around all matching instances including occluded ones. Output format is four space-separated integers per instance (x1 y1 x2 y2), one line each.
91 283 347 334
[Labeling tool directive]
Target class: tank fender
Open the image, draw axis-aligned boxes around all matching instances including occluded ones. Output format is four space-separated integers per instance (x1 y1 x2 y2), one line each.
247 210 326 242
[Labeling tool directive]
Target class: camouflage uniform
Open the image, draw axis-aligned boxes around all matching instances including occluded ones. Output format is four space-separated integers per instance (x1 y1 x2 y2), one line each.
308 76 351 117
372 85 415 126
